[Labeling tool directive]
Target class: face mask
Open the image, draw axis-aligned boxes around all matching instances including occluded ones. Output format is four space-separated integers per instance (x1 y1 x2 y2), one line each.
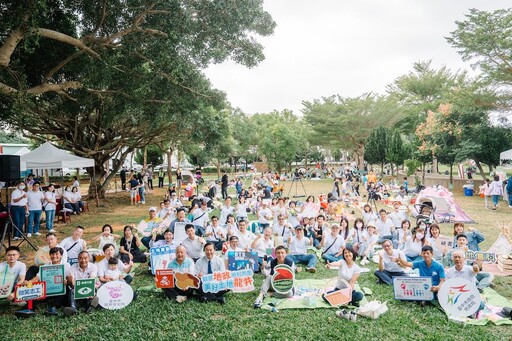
18 185 26 190
416 233 424 240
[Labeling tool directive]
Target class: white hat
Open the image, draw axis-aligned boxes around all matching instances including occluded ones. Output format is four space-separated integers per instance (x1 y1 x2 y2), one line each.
148 206 157 212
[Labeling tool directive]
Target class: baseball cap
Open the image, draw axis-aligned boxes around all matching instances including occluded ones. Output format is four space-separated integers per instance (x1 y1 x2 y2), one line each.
148 206 157 212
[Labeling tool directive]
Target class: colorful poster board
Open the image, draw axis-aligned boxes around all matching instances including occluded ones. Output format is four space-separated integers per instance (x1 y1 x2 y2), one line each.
174 272 200 291
271 264 295 295
201 269 254 293
393 276 434 301
74 278 96 299
324 288 352 307
227 251 259 272
465 250 497 263
439 278 481 317
97 280 134 310
40 264 66 297
14 282 46 302
0 269 16 299
150 246 176 275
155 269 175 289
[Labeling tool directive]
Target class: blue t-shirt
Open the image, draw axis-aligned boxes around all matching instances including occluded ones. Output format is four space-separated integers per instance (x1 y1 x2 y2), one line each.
412 260 445 286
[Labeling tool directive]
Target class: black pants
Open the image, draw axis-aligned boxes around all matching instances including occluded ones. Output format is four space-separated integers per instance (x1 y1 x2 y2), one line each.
120 251 147 264
148 178 153 190
221 186 228 199
158 177 164 188
121 177 126 190
162 287 194 300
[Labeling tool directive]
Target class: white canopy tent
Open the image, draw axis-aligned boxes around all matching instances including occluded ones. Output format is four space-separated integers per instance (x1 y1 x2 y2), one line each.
500 149 512 164
20 142 94 171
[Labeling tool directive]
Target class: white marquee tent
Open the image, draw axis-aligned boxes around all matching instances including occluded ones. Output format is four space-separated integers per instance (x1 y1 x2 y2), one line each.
500 148 512 164
20 142 95 171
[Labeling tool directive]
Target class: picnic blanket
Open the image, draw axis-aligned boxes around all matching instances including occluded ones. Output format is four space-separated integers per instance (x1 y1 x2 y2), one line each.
482 262 512 277
448 288 512 326
261 277 369 310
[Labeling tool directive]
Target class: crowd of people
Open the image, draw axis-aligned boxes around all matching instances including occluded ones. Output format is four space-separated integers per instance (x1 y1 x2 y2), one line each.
0 166 503 320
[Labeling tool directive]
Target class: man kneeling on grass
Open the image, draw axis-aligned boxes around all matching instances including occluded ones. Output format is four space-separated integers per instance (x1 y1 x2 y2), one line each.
287 226 317 273
253 245 295 308
397 245 445 307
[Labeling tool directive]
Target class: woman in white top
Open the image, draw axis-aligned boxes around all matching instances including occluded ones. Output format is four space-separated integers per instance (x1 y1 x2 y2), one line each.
324 247 364 306
403 225 429 262
361 204 378 226
44 184 58 233
219 197 234 226
489 175 503 210
225 214 238 238
10 181 28 240
287 201 300 228
392 219 412 250
26 182 45 237
235 196 248 222
72 176 80 188
428 223 447 261
91 224 120 255
359 224 379 265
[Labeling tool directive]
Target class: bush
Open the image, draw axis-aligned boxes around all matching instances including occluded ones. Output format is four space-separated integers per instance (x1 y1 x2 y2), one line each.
404 159 421 177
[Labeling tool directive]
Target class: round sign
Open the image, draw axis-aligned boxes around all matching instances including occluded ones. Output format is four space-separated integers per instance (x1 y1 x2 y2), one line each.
271 264 295 295
438 278 481 317
97 281 134 310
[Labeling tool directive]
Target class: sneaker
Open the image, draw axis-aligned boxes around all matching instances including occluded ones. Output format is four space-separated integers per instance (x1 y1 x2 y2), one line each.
13 237 21 241
253 298 263 309
335 309 351 320
306 267 317 273
90 296 100 308
349 311 358 322
27 233 32 238
34 232 42 236
10 301 27 307
63 306 78 316
48 229 56 233
295 267 302 273
46 306 58 316
176 295 187 303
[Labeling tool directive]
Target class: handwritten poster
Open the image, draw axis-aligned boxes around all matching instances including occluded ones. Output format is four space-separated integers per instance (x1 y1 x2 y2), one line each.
173 222 188 244
150 246 176 275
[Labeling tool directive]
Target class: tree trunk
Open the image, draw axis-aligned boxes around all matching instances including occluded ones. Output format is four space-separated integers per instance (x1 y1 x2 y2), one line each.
475 160 487 180
421 162 426 184
381 162 384 177
354 144 365 171
216 158 221 179
449 163 454 189
143 146 147 168
488 164 493 174
166 147 173 185
432 157 438 174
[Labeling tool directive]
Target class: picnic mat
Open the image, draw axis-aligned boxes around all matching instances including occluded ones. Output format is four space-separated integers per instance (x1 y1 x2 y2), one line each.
261 277 369 310
448 288 512 326
482 262 512 277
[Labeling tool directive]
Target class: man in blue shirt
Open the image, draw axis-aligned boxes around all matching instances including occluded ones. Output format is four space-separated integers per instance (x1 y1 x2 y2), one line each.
397 245 445 306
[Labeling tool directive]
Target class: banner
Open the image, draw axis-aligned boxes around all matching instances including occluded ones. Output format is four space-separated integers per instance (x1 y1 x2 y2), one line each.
155 269 175 289
40 264 66 297
74 278 96 299
173 222 188 244
271 264 295 295
201 269 254 293
439 278 481 317
14 282 46 302
97 280 134 310
227 251 259 272
150 246 176 275
465 250 497 263
393 276 434 301
0 268 16 299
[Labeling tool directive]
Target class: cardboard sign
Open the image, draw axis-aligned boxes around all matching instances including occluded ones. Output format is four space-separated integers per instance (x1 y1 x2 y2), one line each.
201 269 255 293
173 222 188 244
393 276 434 301
40 264 66 297
137 219 162 237
0 268 16 299
434 235 454 250
465 250 497 263
324 288 352 307
227 251 259 272
150 246 176 275
155 269 175 289
439 278 481 317
97 280 134 310
174 272 200 291
14 282 46 302
271 264 295 295
74 278 96 299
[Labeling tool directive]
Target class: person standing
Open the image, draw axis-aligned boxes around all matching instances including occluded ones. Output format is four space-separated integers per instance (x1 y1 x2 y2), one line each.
176 168 183 196
120 166 127 190
488 175 503 210
147 167 154 191
44 184 58 233
10 181 28 241
506 175 512 209
26 181 44 237
158 168 165 188
221 170 229 199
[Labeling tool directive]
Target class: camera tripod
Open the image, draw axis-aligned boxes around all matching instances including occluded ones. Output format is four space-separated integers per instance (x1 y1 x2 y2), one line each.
287 176 307 198
366 192 379 214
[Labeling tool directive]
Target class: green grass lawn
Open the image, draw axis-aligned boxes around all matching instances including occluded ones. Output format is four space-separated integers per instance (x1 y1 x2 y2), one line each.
0 179 511 340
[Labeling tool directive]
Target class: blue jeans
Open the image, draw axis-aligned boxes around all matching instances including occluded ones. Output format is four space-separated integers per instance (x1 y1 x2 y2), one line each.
27 210 42 234
491 195 500 207
45 209 55 231
322 253 343 263
139 187 145 203
476 272 493 290
288 254 317 269
374 269 406 285
508 192 512 206
194 225 205 237
378 235 393 244
11 206 26 238
65 202 80 214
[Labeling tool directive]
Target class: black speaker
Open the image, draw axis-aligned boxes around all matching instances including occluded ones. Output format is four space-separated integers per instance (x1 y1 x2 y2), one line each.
0 155 21 181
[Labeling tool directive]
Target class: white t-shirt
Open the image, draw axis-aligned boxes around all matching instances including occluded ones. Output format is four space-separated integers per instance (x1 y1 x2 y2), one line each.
258 207 272 224
376 219 394 237
60 237 86 260
27 190 44 211
98 258 126 277
105 268 123 280
289 236 310 255
205 225 226 242
44 191 57 211
273 224 293 241
403 238 422 258
272 206 287 225
0 261 26 282
11 188 27 207
219 205 234 225
445 265 477 284
380 249 406 272
192 208 209 227
236 204 248 219
322 234 345 256
337 259 360 288
252 237 274 257
388 211 407 228
233 230 256 250
181 237 205 259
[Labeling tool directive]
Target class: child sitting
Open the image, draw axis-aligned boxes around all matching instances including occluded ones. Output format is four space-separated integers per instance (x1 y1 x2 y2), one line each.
104 257 125 282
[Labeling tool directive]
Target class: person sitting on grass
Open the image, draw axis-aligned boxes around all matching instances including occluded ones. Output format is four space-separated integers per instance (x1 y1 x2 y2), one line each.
119 225 147 264
60 225 87 265
452 222 485 251
195 242 228 304
374 239 407 285
324 247 364 307
98 244 133 284
1 246 27 305
287 226 317 273
253 245 295 308
359 224 378 266
204 216 226 251
396 245 445 307
251 227 275 269
162 246 195 303
140 207 164 249
320 224 345 263
69 251 99 314
403 225 429 262
233 219 256 251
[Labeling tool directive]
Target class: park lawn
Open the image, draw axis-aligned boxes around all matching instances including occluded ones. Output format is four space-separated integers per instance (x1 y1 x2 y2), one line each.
0 179 511 340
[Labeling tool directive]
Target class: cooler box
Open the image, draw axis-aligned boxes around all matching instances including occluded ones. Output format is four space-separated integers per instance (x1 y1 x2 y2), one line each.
463 187 474 196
